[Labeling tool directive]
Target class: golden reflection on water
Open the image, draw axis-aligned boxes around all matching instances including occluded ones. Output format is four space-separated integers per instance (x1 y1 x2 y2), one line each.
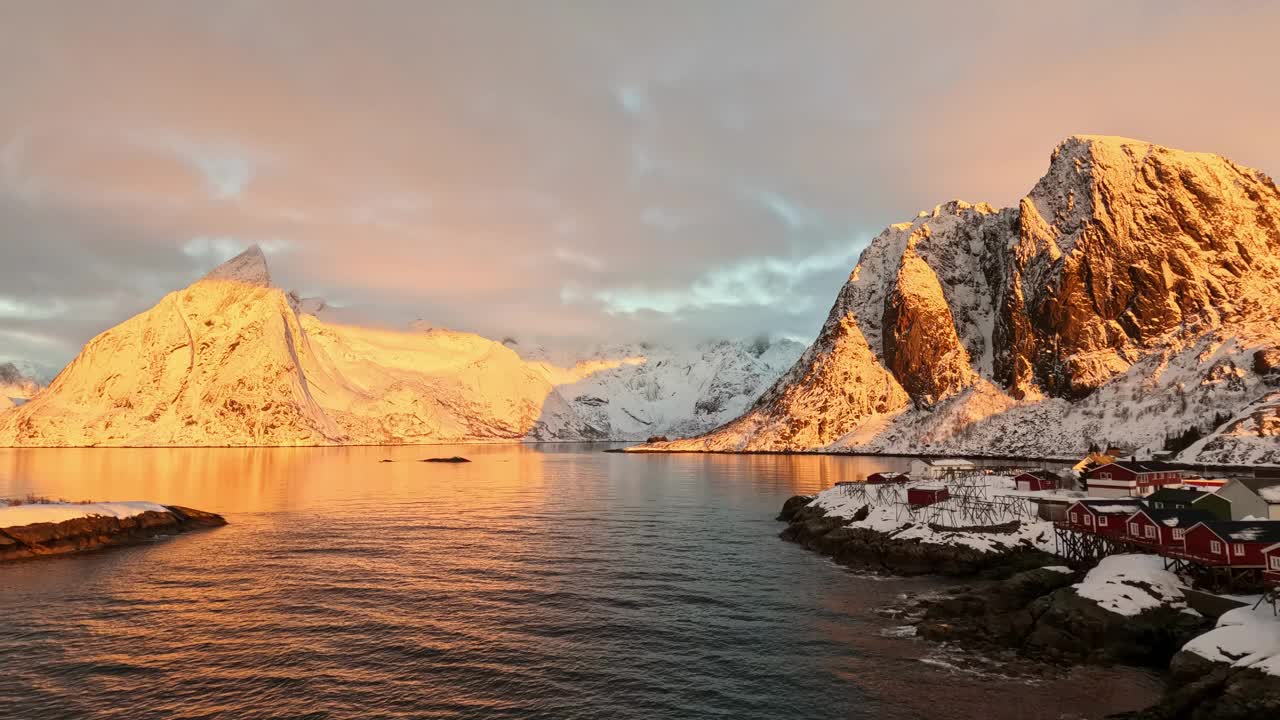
0 444 910 515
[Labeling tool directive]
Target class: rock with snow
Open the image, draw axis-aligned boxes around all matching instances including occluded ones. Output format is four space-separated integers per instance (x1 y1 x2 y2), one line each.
652 136 1280 463
0 500 226 562
1073 554 1189 617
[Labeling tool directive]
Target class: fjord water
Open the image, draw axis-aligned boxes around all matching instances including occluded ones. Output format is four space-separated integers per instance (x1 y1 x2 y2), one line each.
0 445 1157 719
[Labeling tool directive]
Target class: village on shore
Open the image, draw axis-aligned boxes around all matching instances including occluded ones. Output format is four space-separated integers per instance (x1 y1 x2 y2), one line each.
780 449 1280 713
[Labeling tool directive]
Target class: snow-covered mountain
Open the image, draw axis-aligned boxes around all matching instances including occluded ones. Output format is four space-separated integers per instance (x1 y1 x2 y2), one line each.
0 363 44 410
649 136 1280 465
508 337 804 440
0 248 799 446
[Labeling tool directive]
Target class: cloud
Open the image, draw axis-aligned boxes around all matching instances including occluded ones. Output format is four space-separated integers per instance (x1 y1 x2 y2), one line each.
552 246 604 272
182 237 292 262
1 2 1279 367
588 243 863 315
128 132 258 200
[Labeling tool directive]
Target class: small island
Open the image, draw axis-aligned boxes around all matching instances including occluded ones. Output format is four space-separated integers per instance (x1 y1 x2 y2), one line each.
0 498 227 563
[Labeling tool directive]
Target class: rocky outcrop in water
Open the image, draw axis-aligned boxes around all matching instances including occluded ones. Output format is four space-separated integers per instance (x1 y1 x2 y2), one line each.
1120 655 1280 720
0 506 226 562
915 568 1209 667
777 495 1055 578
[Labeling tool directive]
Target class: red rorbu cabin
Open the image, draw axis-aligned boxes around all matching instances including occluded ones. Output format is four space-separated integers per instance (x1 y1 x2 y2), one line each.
907 486 949 507
1264 542 1280 586
1181 521 1280 567
1064 499 1145 537
1124 508 1213 550
1014 470 1063 492
1085 461 1185 498
866 472 909 485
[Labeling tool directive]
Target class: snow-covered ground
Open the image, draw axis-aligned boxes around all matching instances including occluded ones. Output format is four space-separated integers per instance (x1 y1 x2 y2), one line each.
1073 555 1190 617
1184 602 1280 677
0 501 171 528
808 474 1056 554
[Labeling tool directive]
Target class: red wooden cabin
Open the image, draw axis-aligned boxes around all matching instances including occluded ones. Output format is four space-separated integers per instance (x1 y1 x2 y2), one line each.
1014 470 1062 492
1264 542 1280 586
1064 499 1145 537
1086 461 1184 498
866 472 908 485
1124 508 1212 550
907 486 949 507
1181 521 1280 567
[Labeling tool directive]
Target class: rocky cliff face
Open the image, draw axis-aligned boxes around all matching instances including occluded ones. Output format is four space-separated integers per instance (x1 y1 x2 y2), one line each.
0 248 798 446
653 136 1280 463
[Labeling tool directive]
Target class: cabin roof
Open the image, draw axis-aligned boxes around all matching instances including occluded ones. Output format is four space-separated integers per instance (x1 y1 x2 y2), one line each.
1198 521 1280 544
1133 507 1215 528
1146 488 1205 505
1230 478 1280 504
1076 499 1145 515
1017 469 1063 481
1101 460 1182 474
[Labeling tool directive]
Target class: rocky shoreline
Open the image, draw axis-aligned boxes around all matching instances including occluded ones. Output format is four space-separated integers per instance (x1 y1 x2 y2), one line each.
777 494 1058 579
0 505 227 562
778 495 1280 719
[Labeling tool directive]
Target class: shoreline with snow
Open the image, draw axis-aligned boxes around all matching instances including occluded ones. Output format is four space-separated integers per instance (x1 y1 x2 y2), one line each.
0 501 226 562
776 483 1280 717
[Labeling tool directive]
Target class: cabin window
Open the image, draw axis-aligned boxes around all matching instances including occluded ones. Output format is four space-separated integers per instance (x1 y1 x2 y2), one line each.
1099 472 1111 480
1129 522 1140 536
1172 529 1185 540
1070 512 1078 523
1271 556 1280 571
1233 544 1246 556
1145 526 1157 539
1210 540 1223 555
1099 516 1108 527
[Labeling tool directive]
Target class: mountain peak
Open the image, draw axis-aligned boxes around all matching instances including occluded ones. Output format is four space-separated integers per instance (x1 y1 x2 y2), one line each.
200 245 272 287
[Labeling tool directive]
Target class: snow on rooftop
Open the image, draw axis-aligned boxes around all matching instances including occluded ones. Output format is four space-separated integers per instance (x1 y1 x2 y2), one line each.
1073 554 1189 617
1225 526 1268 541
0 501 171 528
1087 504 1144 514
1183 603 1280 678
1259 485 1280 503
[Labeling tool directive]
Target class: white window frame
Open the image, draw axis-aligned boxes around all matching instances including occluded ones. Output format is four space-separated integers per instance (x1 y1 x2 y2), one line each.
1145 526 1157 539
1172 529 1185 540
1270 555 1280 571
1233 544 1246 556
1070 512 1079 523
1210 540 1223 555
1099 516 1109 527
1129 522 1140 536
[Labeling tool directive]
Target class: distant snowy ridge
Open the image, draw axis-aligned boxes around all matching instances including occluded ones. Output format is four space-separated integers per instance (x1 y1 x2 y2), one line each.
0 362 44 410
648 136 1280 464
0 249 800 446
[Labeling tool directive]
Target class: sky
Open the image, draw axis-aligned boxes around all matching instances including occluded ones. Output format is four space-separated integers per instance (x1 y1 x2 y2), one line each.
3 1 1280 370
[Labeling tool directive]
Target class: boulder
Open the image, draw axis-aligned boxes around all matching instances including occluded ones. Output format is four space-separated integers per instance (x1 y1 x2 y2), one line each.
776 494 814 522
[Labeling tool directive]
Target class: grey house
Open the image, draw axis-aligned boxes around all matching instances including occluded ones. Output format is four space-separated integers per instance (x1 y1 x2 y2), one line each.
1213 478 1280 520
